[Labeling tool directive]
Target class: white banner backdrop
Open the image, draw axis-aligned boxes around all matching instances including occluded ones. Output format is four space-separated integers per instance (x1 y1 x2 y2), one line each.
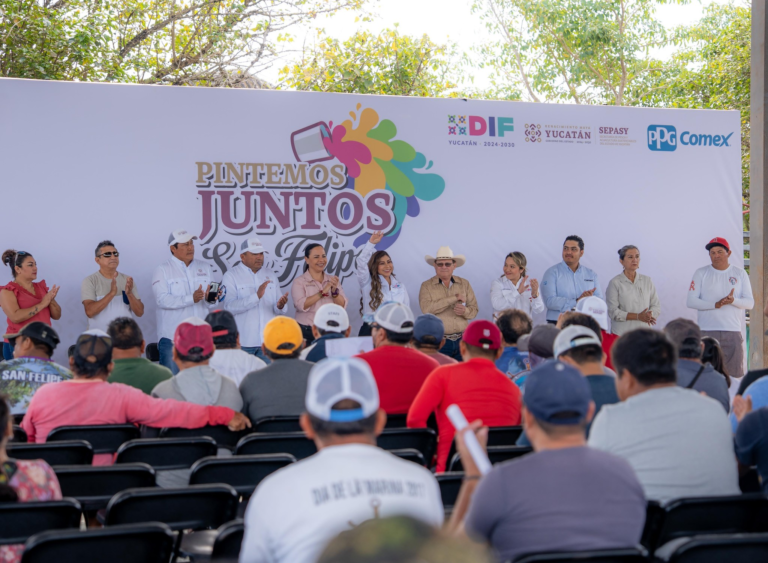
0 78 742 363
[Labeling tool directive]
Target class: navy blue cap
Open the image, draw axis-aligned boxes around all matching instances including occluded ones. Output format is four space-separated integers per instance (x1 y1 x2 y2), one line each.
413 314 444 343
523 360 591 425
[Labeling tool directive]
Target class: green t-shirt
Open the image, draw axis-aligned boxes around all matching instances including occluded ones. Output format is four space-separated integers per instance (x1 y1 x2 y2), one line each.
108 357 173 395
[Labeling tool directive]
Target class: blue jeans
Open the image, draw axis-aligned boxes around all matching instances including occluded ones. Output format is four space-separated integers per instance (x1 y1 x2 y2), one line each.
3 341 14 361
158 337 179 375
242 346 271 365
439 337 462 361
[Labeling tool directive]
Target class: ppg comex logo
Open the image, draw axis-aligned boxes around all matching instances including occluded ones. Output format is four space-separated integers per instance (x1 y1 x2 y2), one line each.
648 125 677 151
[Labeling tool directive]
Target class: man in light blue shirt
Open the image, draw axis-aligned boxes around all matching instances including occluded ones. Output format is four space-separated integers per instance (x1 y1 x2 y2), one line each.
541 235 604 323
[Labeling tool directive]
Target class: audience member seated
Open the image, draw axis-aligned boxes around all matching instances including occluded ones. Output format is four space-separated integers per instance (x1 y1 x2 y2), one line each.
702 335 732 389
240 317 313 422
731 374 768 432
152 317 243 410
240 358 444 563
106 317 172 394
733 396 768 493
0 322 71 416
513 323 559 389
447 361 645 562
21 329 250 465
409 314 457 366
357 303 439 414
206 309 266 386
300 304 352 363
494 309 532 378
664 318 730 413
575 296 618 370
408 320 522 472
1 394 63 563
588 329 740 502
318 516 493 563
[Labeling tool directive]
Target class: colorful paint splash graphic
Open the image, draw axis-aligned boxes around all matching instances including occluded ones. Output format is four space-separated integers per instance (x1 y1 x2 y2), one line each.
292 104 445 250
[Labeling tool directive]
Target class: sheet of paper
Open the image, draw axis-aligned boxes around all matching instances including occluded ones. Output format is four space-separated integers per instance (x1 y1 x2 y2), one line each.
325 337 374 358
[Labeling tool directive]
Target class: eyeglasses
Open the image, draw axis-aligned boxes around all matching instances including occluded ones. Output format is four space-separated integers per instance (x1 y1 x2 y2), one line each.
435 262 454 268
98 251 119 258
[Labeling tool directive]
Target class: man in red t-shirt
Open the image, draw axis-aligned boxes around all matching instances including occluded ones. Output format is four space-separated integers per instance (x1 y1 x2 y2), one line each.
357 303 439 414
407 320 522 472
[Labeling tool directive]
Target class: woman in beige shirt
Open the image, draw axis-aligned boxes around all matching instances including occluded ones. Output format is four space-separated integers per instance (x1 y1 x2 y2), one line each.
606 245 661 336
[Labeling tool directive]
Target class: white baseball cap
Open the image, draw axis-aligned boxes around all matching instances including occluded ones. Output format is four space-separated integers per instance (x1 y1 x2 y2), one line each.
168 229 198 245
553 325 602 359
576 296 608 331
314 304 350 332
240 238 267 254
305 357 380 422
373 302 415 334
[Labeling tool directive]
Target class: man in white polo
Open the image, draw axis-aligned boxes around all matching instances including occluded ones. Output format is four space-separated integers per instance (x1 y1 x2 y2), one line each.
687 237 754 378
152 229 221 374
221 238 289 364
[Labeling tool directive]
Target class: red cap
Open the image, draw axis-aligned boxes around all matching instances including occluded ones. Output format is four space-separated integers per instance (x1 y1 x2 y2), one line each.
705 237 730 252
463 320 502 351
174 317 214 356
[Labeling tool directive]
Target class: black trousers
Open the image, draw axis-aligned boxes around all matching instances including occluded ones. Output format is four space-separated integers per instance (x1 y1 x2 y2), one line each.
299 324 315 346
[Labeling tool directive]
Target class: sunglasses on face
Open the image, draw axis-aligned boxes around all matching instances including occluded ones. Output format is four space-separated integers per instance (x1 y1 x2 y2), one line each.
436 262 454 268
98 252 119 258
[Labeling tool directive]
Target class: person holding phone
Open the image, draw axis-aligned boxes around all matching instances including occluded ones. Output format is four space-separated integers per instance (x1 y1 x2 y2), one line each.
82 240 144 332
152 229 221 374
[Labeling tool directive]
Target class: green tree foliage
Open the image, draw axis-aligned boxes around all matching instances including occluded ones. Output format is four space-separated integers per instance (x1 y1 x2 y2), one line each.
279 27 457 97
1 0 363 85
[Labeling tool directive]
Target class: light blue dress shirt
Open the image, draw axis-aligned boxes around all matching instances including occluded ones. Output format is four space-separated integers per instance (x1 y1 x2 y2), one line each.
541 261 604 322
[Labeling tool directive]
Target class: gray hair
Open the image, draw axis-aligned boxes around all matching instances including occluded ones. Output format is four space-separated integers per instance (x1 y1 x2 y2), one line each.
618 245 639 261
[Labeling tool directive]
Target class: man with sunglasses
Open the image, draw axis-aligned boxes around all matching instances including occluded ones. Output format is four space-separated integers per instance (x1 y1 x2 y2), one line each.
418 246 478 361
82 240 144 332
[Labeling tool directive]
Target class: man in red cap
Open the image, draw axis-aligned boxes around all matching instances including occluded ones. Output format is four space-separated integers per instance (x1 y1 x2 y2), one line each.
687 237 754 378
407 320 522 472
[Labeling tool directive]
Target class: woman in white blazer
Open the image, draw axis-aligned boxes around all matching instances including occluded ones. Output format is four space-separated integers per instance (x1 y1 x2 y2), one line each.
490 251 544 319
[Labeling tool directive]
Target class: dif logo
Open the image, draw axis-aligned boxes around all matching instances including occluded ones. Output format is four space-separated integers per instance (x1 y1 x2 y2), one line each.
647 125 677 151
448 115 514 137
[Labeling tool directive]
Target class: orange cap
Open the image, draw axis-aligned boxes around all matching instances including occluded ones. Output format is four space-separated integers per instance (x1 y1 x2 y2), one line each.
263 317 303 355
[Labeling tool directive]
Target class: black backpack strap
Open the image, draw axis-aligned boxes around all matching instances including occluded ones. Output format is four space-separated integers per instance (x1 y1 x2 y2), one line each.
686 365 706 389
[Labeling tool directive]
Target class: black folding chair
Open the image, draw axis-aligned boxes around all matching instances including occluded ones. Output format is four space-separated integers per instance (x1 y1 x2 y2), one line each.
654 533 768 562
7 441 94 466
146 342 160 362
384 413 408 428
377 428 437 464
47 424 140 454
448 445 532 472
390 448 427 467
21 522 175 563
445 425 524 466
54 463 156 511
642 493 768 552
0 499 82 546
104 484 239 559
252 416 302 433
235 432 317 459
11 425 27 443
159 425 243 451
513 546 648 563
211 519 245 562
115 437 217 470
189 454 296 496
436 472 463 515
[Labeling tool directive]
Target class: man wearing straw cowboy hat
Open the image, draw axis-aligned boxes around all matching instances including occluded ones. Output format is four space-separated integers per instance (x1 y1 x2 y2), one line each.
418 246 478 361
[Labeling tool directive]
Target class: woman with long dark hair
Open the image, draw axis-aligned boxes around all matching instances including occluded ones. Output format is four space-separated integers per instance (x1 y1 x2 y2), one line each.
0 250 61 360
0 394 62 563
356 231 410 336
291 243 348 344
702 336 732 389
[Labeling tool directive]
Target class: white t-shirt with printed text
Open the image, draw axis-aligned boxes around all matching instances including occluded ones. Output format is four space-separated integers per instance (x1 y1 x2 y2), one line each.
240 443 444 563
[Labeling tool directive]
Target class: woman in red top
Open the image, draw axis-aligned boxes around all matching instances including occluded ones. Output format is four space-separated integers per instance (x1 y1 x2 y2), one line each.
0 250 60 360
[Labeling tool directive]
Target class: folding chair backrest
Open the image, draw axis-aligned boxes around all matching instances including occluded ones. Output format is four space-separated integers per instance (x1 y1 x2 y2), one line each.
54 463 156 511
384 414 408 428
514 546 649 563
0 498 82 545
21 522 175 563
211 519 245 561
7 441 94 466
436 473 463 511
389 448 427 467
189 454 296 496
47 424 140 454
446 425 524 466
115 437 217 470
448 445 532 472
376 428 437 463
159 425 242 451
655 533 768 563
11 425 27 443
252 416 302 433
235 432 317 459
104 484 239 531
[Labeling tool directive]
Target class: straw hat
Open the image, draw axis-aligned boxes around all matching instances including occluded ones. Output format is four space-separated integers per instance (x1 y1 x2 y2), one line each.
425 246 466 268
